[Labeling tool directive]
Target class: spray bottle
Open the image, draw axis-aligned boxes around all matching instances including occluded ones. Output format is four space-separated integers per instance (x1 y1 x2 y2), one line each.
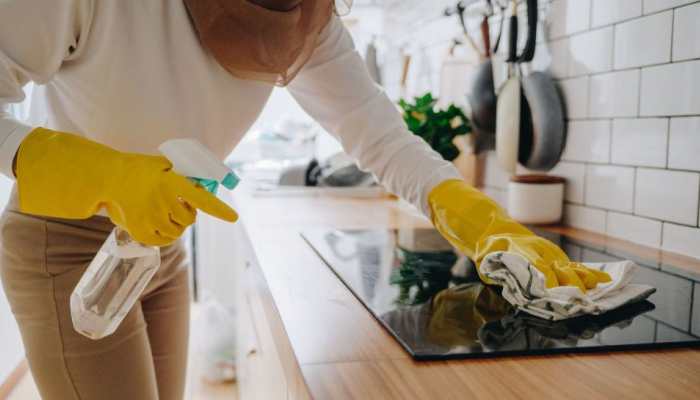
70 138 239 340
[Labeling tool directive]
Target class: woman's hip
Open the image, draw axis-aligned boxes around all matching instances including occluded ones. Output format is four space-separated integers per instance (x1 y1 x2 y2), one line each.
1 189 188 282
0 189 191 321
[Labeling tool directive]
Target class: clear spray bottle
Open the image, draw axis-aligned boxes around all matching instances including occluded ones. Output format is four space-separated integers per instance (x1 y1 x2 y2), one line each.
70 139 239 340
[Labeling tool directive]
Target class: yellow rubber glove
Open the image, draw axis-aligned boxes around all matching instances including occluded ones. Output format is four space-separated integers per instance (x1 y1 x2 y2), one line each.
428 179 611 293
15 128 238 246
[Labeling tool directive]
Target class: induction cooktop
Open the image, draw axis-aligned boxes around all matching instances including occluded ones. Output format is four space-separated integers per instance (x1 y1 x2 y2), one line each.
301 228 700 360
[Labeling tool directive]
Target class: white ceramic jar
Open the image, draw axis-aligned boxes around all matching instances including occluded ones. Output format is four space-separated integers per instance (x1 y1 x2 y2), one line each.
507 175 565 224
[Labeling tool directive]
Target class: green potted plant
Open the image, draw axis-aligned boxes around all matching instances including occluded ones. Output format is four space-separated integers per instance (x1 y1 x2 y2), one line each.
398 92 471 162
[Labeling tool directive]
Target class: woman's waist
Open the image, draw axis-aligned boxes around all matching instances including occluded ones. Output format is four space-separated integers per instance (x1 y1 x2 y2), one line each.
4 187 115 234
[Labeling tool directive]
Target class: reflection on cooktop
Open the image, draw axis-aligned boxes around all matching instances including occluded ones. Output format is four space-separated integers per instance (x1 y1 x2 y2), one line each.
302 228 700 360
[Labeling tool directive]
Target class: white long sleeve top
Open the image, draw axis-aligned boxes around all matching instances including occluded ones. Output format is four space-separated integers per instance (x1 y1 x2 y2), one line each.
0 0 461 215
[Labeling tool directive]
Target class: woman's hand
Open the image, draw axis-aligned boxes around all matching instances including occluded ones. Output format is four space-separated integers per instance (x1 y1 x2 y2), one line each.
429 179 610 293
475 233 611 292
15 128 237 246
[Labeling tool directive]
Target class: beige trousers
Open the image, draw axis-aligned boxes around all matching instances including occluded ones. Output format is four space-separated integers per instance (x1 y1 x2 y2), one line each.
0 191 191 400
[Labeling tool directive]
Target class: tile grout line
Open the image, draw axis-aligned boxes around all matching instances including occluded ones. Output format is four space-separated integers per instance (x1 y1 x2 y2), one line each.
560 57 700 82
551 5 676 40
665 118 672 169
582 161 588 210
383 46 700 88
563 201 700 229
392 2 700 65
670 7 676 62
697 174 700 227
610 16 616 72
572 160 700 174
387 5 700 71
643 0 700 15
660 219 666 251
608 118 613 163
636 67 643 117
632 165 638 218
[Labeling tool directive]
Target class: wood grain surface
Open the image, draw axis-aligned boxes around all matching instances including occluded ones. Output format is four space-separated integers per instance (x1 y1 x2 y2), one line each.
231 185 700 400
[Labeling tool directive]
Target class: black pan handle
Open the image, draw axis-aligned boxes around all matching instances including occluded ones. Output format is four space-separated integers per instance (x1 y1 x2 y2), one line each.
519 0 538 63
481 16 491 58
507 12 518 62
492 3 506 53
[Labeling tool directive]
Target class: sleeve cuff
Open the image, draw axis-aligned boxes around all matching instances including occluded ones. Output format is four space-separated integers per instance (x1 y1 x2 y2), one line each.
0 118 34 179
419 164 463 218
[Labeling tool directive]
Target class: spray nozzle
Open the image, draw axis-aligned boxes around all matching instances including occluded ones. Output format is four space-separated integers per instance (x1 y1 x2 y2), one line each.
158 138 239 194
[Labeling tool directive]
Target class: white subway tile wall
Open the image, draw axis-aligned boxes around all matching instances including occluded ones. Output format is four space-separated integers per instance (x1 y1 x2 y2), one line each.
562 120 611 162
558 76 589 119
606 211 663 247
644 0 697 13
379 0 700 258
673 3 700 61
640 60 700 116
564 204 607 233
591 0 643 27
613 12 673 69
589 70 640 117
662 223 700 259
569 27 614 76
611 118 668 167
635 168 700 225
668 117 700 171
549 0 592 38
586 165 636 211
548 38 571 78
549 162 586 203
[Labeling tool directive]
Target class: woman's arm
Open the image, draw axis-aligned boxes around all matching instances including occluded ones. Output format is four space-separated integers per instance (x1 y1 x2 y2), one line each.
0 0 93 178
287 16 462 216
288 17 612 292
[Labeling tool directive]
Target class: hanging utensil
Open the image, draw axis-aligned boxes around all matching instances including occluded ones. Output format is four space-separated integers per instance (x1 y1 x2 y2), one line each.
467 1 500 153
445 1 482 57
490 0 509 92
518 0 566 171
480 14 491 58
399 50 412 99
495 0 521 174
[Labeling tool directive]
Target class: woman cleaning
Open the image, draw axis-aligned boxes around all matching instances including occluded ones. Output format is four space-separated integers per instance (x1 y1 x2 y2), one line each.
0 1 609 399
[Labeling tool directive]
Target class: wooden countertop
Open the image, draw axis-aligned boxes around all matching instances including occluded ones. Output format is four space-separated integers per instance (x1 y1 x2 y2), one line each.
230 185 700 400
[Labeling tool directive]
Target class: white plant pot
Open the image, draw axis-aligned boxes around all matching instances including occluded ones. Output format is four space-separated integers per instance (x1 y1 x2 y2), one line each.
507 175 565 225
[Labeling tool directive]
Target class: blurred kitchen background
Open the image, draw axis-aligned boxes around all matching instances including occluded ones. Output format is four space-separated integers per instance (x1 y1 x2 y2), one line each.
2 0 700 396
227 0 700 257
375 0 700 257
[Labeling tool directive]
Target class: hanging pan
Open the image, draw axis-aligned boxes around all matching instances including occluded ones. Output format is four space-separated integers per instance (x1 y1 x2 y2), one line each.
495 0 521 174
466 0 503 153
517 0 566 171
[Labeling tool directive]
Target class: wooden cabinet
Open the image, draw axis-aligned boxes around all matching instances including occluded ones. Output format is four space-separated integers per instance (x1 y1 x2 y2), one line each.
196 209 311 400
234 222 312 400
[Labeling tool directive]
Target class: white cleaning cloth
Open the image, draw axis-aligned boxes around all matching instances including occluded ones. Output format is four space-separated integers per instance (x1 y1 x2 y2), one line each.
480 252 656 321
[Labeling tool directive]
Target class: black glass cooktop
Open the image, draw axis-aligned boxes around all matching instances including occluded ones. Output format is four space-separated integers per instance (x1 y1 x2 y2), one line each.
301 228 700 360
